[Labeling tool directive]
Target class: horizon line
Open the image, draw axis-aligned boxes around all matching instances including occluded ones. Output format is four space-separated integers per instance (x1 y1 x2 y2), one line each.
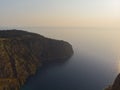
0 26 120 30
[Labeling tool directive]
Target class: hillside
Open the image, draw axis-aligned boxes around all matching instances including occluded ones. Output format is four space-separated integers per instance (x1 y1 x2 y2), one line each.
0 30 73 90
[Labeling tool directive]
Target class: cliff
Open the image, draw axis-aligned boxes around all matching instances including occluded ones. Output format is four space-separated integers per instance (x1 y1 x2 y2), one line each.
104 74 120 90
0 30 73 90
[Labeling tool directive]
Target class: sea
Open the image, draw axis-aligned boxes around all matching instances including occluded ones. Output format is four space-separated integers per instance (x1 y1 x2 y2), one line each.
1 27 120 90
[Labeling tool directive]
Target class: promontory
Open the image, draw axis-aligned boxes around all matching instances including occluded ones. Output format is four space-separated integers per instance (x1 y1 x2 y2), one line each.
0 30 73 90
105 74 120 90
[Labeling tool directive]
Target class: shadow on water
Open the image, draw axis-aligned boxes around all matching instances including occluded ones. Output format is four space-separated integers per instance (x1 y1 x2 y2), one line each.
20 52 116 90
20 28 119 90
20 56 73 90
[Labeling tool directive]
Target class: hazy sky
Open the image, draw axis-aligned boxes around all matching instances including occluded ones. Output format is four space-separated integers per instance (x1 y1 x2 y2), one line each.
0 0 120 27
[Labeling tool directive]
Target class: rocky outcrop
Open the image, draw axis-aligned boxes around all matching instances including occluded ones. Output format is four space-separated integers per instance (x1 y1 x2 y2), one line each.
105 74 120 90
0 30 73 90
111 74 120 90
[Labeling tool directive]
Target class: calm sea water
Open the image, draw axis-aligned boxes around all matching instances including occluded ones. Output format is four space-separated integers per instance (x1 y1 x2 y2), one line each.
1 27 120 90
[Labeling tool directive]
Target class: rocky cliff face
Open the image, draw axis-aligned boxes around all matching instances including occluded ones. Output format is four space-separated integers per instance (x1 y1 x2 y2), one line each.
105 74 120 90
111 74 120 90
0 30 73 90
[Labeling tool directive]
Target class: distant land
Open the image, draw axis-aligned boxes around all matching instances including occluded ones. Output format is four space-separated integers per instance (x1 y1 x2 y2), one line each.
0 30 73 90
105 74 120 90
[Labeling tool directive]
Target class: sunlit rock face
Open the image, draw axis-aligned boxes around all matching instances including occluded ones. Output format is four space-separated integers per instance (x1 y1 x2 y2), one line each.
0 30 73 90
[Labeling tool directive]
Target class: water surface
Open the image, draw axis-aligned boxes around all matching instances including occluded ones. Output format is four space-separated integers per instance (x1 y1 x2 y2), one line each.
2 28 119 90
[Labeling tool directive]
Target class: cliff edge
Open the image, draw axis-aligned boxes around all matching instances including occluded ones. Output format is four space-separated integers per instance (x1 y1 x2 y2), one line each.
0 30 73 90
104 74 120 90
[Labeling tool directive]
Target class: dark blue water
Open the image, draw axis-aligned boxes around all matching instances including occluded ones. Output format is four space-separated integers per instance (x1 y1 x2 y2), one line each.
2 28 118 90
20 53 117 90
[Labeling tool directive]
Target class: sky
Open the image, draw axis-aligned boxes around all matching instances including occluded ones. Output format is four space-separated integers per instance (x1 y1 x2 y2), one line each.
0 0 120 28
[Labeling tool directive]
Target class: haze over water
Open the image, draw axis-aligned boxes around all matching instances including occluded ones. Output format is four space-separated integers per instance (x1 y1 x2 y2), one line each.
0 0 120 89
8 27 118 90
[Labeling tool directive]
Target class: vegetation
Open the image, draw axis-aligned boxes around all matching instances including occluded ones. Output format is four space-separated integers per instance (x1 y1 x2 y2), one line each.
0 30 73 90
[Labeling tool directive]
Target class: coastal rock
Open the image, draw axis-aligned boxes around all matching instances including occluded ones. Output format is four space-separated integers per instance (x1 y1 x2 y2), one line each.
0 30 73 90
111 74 120 90
105 74 120 90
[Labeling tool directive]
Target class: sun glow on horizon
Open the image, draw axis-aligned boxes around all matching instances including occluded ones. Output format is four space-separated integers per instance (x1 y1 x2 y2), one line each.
106 0 120 17
0 0 120 27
